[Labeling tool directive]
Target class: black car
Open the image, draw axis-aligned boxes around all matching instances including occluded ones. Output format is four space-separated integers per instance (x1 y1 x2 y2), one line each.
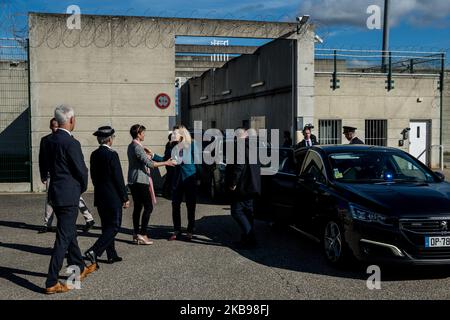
256 145 450 266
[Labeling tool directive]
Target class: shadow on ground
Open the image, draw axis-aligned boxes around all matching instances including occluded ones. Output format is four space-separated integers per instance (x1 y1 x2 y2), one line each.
1 213 450 294
153 215 450 282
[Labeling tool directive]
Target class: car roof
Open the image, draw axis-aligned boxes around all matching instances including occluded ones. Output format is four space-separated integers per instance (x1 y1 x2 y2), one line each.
309 145 402 155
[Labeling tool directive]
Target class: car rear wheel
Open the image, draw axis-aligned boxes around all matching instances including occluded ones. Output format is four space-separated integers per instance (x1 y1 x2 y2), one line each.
323 220 352 266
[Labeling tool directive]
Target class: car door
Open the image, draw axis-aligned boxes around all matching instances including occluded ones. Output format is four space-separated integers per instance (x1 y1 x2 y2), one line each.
267 148 299 223
295 150 329 231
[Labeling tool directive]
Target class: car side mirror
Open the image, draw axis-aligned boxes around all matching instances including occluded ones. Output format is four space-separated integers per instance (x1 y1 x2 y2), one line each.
299 172 317 184
434 171 445 181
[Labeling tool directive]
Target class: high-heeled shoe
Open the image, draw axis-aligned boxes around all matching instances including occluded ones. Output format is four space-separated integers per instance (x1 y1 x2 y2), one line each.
136 234 153 245
168 232 179 241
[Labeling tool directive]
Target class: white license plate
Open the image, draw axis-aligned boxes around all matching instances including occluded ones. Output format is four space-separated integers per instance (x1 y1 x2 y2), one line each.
425 236 450 248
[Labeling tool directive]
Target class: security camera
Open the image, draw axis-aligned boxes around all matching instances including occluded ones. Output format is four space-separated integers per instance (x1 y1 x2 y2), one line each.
401 127 411 140
296 15 310 25
314 34 324 44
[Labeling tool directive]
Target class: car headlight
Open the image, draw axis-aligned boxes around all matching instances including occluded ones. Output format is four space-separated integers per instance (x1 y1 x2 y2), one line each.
349 204 394 226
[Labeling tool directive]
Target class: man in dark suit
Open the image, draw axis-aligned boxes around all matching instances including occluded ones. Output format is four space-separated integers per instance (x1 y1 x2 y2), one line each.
343 126 365 144
225 128 261 249
38 118 96 234
296 126 319 148
84 126 129 266
45 105 96 294
39 118 58 183
38 118 58 232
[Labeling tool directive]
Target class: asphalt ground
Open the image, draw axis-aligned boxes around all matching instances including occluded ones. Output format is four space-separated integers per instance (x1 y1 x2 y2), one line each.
1 193 450 300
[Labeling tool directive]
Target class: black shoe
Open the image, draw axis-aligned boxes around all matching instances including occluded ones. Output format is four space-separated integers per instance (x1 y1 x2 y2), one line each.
83 220 95 232
246 231 257 246
84 250 98 267
233 232 257 249
107 256 123 264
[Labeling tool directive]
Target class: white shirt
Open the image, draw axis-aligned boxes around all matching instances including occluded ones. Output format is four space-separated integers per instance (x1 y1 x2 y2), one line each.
58 128 72 136
306 139 312 147
101 144 112 149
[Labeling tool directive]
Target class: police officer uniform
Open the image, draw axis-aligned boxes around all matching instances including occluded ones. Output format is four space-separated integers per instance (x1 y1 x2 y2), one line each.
85 126 129 265
343 126 364 144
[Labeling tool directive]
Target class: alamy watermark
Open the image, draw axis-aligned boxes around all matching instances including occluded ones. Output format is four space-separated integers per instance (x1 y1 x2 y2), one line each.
366 5 382 30
170 121 280 175
66 265 81 290
366 265 381 290
66 5 82 30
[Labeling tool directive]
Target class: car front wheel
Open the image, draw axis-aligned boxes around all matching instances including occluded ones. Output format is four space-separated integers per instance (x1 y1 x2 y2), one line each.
323 220 352 266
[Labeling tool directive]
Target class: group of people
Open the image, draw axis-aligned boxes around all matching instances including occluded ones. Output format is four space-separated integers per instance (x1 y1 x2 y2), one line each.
283 124 365 148
39 105 261 294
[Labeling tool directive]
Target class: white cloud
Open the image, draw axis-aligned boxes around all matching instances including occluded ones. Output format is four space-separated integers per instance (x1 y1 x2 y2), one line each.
299 0 450 28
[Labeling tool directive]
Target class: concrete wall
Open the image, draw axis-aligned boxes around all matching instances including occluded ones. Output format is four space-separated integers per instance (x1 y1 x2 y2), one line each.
442 71 450 153
183 36 442 168
295 25 315 143
29 14 174 192
183 39 296 144
28 13 299 192
314 74 441 167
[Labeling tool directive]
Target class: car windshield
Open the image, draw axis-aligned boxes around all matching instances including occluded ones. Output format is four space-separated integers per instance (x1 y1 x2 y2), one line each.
328 151 437 183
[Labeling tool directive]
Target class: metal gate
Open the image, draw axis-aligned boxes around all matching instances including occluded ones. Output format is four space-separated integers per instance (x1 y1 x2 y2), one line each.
0 38 30 183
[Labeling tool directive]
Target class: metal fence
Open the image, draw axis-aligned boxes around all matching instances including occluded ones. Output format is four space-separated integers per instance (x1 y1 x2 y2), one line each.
0 38 30 183
315 48 445 75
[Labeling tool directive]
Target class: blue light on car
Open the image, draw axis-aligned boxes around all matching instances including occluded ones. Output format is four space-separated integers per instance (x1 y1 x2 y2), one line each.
384 172 393 181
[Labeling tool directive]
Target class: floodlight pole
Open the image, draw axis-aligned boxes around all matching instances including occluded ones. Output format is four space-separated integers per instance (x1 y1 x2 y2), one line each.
382 0 390 72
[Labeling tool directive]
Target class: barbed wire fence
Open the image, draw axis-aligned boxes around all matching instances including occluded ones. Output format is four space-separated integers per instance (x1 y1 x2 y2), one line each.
0 1 448 69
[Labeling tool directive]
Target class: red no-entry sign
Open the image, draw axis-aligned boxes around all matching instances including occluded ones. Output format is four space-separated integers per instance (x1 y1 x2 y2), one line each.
155 93 171 109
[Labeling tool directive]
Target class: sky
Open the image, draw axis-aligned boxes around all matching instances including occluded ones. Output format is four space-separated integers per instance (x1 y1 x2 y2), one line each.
1 0 450 59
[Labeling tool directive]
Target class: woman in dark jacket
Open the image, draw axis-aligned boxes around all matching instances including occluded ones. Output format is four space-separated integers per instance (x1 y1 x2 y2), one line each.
168 125 201 241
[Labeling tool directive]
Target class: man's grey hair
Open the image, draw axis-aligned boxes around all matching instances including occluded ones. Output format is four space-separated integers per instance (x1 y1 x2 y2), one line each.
54 105 74 125
97 136 112 145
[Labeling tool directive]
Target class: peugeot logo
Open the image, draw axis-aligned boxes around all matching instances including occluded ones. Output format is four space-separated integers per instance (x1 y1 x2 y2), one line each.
440 221 448 231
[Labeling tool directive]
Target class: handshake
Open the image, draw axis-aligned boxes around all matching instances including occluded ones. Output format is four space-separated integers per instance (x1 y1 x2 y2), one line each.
144 147 177 167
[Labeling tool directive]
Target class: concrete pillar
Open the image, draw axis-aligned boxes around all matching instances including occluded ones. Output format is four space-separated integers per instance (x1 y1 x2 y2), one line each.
293 24 315 144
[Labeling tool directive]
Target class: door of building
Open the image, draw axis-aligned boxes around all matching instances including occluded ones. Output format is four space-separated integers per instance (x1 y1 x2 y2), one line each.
409 121 428 165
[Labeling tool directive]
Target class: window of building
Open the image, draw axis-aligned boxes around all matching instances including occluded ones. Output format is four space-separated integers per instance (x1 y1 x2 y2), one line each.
211 120 217 129
319 119 342 145
365 120 387 146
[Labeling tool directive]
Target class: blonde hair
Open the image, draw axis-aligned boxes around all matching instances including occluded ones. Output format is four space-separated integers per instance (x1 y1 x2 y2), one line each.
175 125 192 147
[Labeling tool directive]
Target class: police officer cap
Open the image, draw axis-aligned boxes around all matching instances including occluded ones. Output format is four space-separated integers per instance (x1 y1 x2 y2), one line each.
304 123 314 130
343 126 357 133
93 126 115 137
